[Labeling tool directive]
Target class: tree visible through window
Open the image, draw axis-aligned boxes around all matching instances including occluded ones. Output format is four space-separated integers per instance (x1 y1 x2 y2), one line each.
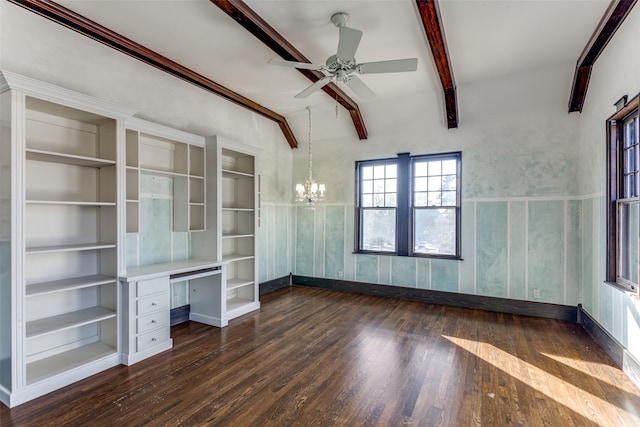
606 94 639 294
355 152 461 258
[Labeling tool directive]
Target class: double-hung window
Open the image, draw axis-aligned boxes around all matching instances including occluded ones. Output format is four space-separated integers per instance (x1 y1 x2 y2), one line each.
355 151 461 258
606 94 639 294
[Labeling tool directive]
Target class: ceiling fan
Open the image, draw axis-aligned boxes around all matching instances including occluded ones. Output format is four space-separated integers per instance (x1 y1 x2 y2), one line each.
268 12 418 100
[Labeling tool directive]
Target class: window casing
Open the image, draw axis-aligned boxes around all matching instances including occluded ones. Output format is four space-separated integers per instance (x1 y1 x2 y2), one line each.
356 152 461 258
607 94 639 294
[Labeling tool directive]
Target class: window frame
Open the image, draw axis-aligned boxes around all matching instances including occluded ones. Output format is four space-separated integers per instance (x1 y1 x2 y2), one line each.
606 93 639 295
355 151 462 259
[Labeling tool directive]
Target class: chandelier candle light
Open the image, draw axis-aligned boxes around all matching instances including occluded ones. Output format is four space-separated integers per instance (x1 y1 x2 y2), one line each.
295 106 326 208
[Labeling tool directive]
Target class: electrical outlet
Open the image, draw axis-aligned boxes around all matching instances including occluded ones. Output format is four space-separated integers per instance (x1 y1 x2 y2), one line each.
533 289 541 299
338 271 344 279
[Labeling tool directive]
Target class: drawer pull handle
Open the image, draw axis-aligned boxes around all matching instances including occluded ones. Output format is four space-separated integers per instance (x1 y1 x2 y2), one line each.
151 337 157 342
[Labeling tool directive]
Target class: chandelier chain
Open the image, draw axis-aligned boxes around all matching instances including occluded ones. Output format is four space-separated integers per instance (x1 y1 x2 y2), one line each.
308 106 313 181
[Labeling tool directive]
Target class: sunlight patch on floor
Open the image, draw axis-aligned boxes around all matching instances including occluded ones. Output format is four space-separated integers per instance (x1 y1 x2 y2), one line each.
443 335 640 425
540 352 640 394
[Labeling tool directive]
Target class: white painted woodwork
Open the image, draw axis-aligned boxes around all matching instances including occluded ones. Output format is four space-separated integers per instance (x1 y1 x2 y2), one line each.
193 137 260 322
120 275 172 365
0 70 130 408
0 71 260 408
125 117 206 234
120 260 226 364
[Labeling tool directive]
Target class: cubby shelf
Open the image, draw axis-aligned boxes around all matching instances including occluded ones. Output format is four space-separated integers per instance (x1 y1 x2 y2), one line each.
26 342 116 385
227 297 255 313
221 169 253 179
222 234 254 239
26 275 116 297
25 243 117 255
26 306 116 339
226 278 254 291
25 149 116 168
138 167 189 179
222 254 254 263
26 200 116 207
222 207 254 212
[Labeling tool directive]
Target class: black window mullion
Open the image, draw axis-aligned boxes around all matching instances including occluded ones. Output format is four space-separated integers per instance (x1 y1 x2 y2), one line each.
396 153 410 256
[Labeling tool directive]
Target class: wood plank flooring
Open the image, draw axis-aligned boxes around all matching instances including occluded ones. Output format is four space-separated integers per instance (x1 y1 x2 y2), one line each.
2 286 640 426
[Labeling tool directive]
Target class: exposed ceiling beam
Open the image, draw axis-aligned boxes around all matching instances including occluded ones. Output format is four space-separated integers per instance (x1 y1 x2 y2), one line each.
415 0 458 129
211 0 369 140
568 0 637 113
7 0 299 148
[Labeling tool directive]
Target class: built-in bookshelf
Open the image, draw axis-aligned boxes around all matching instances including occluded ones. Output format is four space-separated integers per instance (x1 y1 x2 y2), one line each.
0 70 130 408
125 119 206 234
193 137 259 321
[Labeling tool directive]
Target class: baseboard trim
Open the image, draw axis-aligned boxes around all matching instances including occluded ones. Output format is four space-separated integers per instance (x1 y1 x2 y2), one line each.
170 305 190 326
292 275 577 322
579 305 640 389
260 275 291 295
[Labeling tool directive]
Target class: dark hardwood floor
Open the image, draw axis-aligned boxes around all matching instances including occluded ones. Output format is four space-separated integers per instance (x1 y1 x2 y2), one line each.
2 286 640 426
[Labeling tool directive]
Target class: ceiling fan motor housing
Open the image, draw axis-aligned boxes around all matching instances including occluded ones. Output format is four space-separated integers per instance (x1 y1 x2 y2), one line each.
325 54 356 73
330 12 350 27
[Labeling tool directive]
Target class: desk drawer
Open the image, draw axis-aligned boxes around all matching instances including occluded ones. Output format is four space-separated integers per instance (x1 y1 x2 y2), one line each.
136 327 170 352
136 293 169 316
137 277 169 297
137 311 169 334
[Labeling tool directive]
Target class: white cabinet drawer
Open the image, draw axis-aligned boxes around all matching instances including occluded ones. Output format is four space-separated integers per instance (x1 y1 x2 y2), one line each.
136 276 169 297
136 293 169 316
136 327 170 352
136 311 169 334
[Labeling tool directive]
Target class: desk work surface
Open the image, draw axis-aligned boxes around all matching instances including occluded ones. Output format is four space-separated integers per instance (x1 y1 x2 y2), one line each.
121 259 226 282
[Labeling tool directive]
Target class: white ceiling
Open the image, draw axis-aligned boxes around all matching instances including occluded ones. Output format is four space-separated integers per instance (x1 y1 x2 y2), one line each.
57 0 610 144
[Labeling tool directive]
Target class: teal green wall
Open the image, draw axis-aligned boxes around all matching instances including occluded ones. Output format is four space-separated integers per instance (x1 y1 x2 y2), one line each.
287 199 585 305
258 204 293 283
126 174 192 268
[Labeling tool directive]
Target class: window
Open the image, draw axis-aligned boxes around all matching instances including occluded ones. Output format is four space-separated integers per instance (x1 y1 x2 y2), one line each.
606 94 639 294
355 152 461 258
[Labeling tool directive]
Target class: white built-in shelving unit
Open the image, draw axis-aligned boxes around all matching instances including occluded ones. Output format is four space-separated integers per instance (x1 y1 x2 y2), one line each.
0 71 261 409
0 70 133 408
125 118 206 234
194 137 260 321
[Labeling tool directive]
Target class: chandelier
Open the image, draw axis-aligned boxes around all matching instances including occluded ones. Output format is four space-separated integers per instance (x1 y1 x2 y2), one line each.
295 106 325 208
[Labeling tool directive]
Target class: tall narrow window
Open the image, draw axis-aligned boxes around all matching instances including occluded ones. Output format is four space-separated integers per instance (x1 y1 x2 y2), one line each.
358 160 397 253
607 94 639 293
355 152 461 258
412 155 460 256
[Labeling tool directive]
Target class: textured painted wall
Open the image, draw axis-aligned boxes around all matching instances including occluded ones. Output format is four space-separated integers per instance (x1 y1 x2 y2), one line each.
577 6 640 361
126 174 192 268
291 198 584 305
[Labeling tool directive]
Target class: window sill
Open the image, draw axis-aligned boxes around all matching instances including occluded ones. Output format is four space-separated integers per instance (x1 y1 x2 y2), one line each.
353 251 463 261
603 281 638 296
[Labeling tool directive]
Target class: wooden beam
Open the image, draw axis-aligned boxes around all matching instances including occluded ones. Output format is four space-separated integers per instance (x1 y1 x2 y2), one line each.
211 0 369 140
415 0 458 129
7 0 298 148
568 0 637 113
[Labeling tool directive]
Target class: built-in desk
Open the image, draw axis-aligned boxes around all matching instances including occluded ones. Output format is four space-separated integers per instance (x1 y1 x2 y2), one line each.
120 259 227 365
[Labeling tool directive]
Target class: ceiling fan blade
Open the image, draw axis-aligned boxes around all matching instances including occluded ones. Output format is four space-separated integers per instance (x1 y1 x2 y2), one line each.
294 75 334 99
357 58 418 74
336 26 362 61
343 75 375 100
268 59 325 71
